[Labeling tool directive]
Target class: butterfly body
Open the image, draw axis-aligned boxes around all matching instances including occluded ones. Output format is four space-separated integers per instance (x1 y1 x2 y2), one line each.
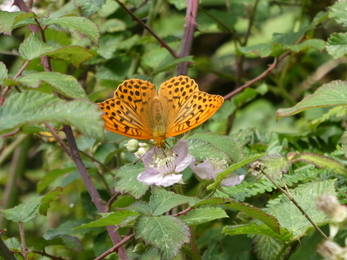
98 76 224 147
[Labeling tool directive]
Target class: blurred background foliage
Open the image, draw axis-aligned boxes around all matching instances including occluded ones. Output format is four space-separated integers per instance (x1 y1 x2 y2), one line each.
1 0 347 259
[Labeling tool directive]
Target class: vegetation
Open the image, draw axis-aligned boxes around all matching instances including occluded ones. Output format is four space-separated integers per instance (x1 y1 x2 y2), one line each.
1 0 347 259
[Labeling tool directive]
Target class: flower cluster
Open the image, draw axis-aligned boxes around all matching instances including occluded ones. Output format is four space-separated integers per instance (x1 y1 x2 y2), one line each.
125 139 244 188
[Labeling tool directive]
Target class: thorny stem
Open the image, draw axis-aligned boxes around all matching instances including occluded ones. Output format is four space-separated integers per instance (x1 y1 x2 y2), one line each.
13 0 128 258
177 0 199 75
260 169 328 240
115 0 179 59
94 234 135 260
44 123 71 158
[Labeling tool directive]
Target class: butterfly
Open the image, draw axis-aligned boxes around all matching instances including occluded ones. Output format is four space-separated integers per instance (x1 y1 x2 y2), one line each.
97 76 224 147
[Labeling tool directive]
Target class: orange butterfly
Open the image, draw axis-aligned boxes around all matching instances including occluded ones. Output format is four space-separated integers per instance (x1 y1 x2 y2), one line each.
97 76 224 147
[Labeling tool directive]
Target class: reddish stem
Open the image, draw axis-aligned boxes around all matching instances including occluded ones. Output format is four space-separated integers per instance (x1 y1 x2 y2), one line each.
177 0 199 75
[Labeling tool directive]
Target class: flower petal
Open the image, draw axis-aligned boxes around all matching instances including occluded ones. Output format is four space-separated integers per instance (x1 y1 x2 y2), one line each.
190 159 215 180
173 140 189 165
137 170 182 187
221 174 245 186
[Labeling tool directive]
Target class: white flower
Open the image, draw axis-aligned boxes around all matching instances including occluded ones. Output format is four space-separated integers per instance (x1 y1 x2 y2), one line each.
137 140 194 187
190 158 244 186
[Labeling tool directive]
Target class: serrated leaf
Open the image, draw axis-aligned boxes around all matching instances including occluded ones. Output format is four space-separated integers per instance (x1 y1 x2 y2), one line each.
0 11 35 35
73 211 139 230
179 207 228 225
37 167 76 193
127 201 153 215
253 234 289 260
14 72 87 99
19 33 55 60
0 62 8 85
300 152 346 175
115 163 149 199
0 91 104 140
149 188 193 216
74 0 106 17
208 153 266 190
329 1 347 26
188 138 230 161
266 180 336 239
135 215 190 260
326 33 347 58
2 197 41 222
276 80 347 121
4 237 21 251
189 133 243 162
39 188 63 216
43 16 99 45
150 56 194 77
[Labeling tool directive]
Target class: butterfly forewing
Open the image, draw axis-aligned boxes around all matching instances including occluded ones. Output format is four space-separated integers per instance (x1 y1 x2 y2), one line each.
98 79 157 139
159 76 224 138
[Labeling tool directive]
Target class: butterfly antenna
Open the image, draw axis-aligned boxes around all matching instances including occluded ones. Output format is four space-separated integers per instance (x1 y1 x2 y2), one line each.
133 146 154 165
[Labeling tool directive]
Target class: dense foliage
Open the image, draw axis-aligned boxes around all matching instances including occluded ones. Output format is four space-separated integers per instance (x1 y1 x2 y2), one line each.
1 0 347 259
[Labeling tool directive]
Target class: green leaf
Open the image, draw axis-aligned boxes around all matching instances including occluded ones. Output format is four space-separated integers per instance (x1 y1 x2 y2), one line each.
290 39 325 52
19 33 55 60
37 167 76 193
327 33 347 58
238 43 272 57
179 207 228 225
207 153 266 190
74 0 106 17
100 19 126 33
0 91 104 140
191 198 280 234
0 11 35 35
265 180 335 239
276 80 347 121
150 56 194 77
167 0 187 10
43 16 100 45
342 131 347 158
12 72 87 99
135 215 190 260
61 235 83 252
223 223 292 242
114 163 149 199
300 152 346 175
189 133 244 162
252 234 289 260
128 0 145 8
44 46 94 68
149 188 193 216
4 237 21 251
0 62 8 85
188 138 231 162
329 1 347 26
1 197 41 222
73 211 139 229
39 188 63 216
308 106 347 130
127 201 153 215
258 154 289 177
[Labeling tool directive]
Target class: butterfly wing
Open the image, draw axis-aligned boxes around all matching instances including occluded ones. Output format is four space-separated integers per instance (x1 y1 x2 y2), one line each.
159 76 224 138
98 79 157 139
